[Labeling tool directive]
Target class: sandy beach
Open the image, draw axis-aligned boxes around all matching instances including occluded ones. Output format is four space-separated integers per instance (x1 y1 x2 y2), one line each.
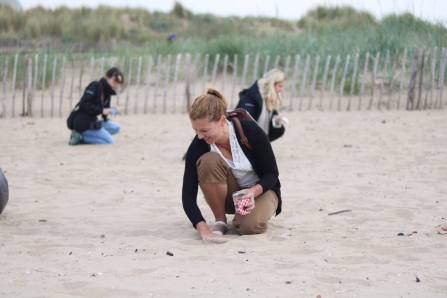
0 109 446 297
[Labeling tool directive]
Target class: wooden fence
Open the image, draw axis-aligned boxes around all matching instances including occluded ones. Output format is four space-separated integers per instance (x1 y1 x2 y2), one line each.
0 47 446 118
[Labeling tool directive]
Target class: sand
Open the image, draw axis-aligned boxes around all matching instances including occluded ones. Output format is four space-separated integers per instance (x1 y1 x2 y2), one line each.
0 110 446 297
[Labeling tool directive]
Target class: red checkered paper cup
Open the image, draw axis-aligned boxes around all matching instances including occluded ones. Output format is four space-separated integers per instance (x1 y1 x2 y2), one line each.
232 191 248 214
237 198 251 215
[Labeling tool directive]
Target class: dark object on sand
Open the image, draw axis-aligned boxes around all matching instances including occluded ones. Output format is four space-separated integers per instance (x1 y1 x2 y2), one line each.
328 209 351 216
0 167 9 215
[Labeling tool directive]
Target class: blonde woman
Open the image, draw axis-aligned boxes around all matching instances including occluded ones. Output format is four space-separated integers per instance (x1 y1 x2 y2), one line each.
183 88 282 240
236 68 287 141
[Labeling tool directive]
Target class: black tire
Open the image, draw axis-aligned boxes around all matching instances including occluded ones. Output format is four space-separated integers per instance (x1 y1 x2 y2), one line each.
0 167 9 215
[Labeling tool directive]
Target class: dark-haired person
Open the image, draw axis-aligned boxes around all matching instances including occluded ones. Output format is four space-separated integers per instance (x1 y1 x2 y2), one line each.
69 67 124 145
182 88 282 241
236 68 287 142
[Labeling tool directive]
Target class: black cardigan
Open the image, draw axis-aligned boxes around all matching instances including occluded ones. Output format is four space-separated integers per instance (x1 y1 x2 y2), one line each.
73 78 116 133
182 118 282 228
236 81 285 142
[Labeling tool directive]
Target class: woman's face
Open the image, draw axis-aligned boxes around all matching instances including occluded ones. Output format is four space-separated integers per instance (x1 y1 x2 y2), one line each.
274 81 285 94
107 75 123 90
190 116 225 144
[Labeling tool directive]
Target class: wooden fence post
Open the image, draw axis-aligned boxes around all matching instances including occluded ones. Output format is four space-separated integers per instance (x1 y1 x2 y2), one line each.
89 56 94 82
264 55 270 74
436 48 447 109
125 56 132 115
211 53 220 86
26 58 33 117
347 53 359 111
329 54 340 111
241 54 249 89
378 50 389 110
11 54 18 118
191 54 200 100
221 54 228 93
162 54 171 114
367 52 380 110
253 54 259 84
78 55 84 102
69 57 75 111
299 54 310 111
100 57 105 77
230 54 238 108
116 56 125 106
320 55 331 111
202 53 209 93
144 56 153 114
387 50 398 110
397 48 407 110
428 47 437 109
274 55 280 69
407 48 420 110
32 54 38 116
50 56 57 118
59 56 66 117
172 54 182 113
134 56 142 114
309 55 320 110
1 57 8 118
153 54 161 113
184 53 191 113
338 54 350 111
41 54 47 117
22 58 29 117
358 52 369 110
416 47 426 110
284 55 291 78
289 54 300 111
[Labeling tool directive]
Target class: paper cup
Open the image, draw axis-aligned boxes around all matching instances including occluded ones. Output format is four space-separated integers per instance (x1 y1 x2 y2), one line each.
232 191 247 214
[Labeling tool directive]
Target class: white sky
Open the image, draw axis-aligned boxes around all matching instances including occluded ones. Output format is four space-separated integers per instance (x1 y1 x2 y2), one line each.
18 0 447 24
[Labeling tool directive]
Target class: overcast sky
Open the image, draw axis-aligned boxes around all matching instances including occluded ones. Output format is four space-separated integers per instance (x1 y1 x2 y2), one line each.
18 0 447 24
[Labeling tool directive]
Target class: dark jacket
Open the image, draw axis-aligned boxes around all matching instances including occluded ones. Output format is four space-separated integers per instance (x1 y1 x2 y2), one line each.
73 78 116 133
182 118 282 228
236 81 285 142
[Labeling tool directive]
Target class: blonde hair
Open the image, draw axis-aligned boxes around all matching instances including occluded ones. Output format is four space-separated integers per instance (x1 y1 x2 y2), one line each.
258 68 286 111
189 88 228 122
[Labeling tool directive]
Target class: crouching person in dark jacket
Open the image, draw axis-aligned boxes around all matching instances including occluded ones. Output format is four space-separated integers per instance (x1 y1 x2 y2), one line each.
236 68 287 142
69 68 124 145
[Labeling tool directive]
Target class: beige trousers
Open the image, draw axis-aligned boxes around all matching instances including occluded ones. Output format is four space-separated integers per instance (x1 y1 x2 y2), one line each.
196 152 278 235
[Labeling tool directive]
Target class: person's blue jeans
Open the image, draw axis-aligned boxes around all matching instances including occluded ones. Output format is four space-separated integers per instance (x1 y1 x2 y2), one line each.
82 121 120 144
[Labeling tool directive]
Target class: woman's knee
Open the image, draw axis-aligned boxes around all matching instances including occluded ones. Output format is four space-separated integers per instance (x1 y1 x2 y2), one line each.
103 121 121 134
236 219 269 235
196 152 229 184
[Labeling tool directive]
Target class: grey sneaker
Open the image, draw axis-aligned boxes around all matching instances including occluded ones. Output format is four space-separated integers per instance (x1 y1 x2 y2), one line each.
69 130 83 146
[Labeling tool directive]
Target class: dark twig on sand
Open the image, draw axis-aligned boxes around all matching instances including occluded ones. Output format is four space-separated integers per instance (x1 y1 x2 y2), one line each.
328 209 352 215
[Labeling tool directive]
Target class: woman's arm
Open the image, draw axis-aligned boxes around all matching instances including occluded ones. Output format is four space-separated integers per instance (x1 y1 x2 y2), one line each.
236 94 257 116
241 120 279 193
182 138 207 228
79 82 103 116
268 110 286 141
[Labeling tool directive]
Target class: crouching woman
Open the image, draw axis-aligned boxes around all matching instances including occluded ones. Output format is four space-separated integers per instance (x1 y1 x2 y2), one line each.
182 88 282 240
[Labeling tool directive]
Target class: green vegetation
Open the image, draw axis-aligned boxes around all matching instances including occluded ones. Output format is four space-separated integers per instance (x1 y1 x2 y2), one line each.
0 2 444 55
0 3 445 92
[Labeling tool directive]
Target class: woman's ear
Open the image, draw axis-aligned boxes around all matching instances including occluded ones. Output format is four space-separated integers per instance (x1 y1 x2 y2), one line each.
220 115 226 125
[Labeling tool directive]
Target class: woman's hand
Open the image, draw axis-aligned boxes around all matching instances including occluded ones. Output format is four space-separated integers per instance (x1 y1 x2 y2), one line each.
102 108 112 115
196 221 221 239
240 184 263 211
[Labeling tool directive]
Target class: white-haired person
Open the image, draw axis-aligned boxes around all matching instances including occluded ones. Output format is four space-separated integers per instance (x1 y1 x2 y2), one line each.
236 68 287 141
